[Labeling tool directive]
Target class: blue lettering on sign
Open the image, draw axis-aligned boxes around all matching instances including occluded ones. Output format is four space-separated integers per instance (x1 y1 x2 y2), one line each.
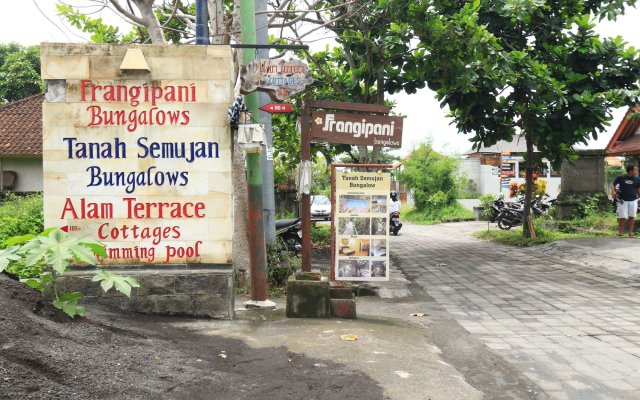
63 137 127 159
137 137 220 163
87 165 189 194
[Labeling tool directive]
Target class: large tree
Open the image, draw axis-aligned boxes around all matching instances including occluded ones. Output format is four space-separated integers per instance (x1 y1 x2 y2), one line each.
405 0 640 236
0 43 42 104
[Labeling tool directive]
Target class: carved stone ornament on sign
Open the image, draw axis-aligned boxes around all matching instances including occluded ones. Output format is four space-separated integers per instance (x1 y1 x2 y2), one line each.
240 58 313 101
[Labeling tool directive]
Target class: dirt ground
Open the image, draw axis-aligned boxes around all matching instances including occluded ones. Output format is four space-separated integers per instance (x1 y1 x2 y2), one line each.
0 273 385 400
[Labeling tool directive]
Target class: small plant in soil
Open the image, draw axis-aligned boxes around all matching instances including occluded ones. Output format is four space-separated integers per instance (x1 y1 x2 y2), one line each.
0 228 139 318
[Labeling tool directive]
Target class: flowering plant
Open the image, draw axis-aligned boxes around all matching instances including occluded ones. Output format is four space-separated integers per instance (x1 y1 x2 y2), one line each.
509 179 547 198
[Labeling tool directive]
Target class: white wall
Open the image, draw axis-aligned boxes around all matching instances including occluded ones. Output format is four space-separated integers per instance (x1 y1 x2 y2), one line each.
480 164 501 195
461 156 561 199
1 157 43 192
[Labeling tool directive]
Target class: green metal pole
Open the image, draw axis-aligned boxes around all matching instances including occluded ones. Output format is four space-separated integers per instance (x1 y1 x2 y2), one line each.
241 0 259 115
240 0 267 301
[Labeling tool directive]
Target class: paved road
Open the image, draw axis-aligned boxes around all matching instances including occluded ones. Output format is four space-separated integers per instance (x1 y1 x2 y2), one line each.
391 222 640 400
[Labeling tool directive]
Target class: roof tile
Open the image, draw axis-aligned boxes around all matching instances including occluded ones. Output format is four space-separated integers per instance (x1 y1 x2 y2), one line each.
0 94 43 156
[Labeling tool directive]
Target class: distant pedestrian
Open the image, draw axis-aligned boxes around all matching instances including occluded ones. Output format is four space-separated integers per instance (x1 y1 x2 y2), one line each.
612 165 640 237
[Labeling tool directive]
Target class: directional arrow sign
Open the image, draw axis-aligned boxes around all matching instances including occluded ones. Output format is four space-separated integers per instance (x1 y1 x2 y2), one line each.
260 103 293 113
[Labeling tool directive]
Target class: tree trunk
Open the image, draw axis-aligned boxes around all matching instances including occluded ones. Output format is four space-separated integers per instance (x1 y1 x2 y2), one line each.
358 145 368 164
207 0 227 44
523 132 536 238
131 0 167 44
370 71 385 164
232 131 251 282
230 0 250 282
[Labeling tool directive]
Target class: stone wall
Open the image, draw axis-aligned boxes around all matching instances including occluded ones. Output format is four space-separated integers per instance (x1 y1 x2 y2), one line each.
556 150 608 219
59 268 234 318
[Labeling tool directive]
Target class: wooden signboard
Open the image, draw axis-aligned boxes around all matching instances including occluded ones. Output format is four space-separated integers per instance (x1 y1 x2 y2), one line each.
310 110 403 148
240 58 313 101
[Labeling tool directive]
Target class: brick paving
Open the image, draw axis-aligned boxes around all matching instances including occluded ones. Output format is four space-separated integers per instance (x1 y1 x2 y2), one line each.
392 222 640 400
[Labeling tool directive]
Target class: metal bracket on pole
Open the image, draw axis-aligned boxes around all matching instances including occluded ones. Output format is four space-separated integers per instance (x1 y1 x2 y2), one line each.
230 44 309 50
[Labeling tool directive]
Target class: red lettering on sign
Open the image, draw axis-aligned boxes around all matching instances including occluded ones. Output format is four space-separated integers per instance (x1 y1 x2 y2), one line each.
122 197 206 219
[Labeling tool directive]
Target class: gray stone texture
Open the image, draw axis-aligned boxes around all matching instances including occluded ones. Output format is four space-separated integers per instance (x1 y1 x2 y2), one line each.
285 277 331 318
59 268 234 319
557 150 609 219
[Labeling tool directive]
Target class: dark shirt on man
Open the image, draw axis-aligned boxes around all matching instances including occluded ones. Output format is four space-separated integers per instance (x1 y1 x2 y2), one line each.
614 174 640 201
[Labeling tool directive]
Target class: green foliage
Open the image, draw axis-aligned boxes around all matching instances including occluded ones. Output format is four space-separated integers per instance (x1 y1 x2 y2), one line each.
479 194 497 220
270 0 418 170
92 269 140 298
311 155 331 197
0 193 44 242
558 212 617 234
410 0 640 237
0 194 44 278
311 224 331 247
266 245 301 291
403 203 474 225
606 165 625 187
0 229 139 318
56 5 139 43
0 43 42 103
476 212 618 245
573 195 600 219
399 142 461 212
52 292 86 318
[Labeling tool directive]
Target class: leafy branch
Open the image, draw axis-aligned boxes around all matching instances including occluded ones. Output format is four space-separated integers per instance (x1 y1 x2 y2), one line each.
0 229 139 318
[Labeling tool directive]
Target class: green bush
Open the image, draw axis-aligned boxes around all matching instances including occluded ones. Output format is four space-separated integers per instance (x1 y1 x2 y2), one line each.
479 194 496 220
0 194 44 278
572 195 599 219
0 193 43 243
398 142 461 212
558 212 617 235
311 223 331 247
266 245 301 295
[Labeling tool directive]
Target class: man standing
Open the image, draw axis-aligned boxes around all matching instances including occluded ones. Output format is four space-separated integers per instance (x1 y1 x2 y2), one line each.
612 165 640 237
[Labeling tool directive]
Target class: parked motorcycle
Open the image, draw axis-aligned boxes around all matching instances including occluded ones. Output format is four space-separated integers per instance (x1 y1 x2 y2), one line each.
275 218 302 253
389 211 402 236
496 202 544 230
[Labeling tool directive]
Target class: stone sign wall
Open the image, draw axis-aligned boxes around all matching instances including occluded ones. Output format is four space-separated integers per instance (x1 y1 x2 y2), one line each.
41 44 235 317
42 43 233 267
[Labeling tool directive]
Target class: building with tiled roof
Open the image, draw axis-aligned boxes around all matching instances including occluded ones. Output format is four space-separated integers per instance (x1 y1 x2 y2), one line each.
0 94 44 192
606 107 640 164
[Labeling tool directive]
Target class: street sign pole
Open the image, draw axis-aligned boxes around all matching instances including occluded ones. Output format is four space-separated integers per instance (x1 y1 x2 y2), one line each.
241 0 267 301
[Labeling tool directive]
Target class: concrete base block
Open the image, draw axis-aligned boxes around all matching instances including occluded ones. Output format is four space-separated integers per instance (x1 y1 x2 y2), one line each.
59 267 235 319
286 276 331 318
330 299 357 319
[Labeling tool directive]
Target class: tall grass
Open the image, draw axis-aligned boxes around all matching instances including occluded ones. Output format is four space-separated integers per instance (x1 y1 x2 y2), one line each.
402 202 474 225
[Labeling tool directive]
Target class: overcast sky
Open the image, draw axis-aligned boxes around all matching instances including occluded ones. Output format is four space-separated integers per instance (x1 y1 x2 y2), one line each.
2 1 640 156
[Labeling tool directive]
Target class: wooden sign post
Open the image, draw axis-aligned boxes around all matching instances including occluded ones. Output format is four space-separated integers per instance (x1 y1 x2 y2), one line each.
298 100 403 272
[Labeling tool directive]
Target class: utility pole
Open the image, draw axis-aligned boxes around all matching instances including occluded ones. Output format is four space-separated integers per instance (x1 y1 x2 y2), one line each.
256 0 276 246
195 0 209 45
240 0 268 303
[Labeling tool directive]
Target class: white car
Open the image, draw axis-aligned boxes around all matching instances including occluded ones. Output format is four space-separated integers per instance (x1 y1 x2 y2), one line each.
311 195 331 220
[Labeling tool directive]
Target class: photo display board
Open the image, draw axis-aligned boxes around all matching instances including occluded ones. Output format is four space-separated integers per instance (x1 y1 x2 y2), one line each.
334 171 390 281
41 44 234 266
